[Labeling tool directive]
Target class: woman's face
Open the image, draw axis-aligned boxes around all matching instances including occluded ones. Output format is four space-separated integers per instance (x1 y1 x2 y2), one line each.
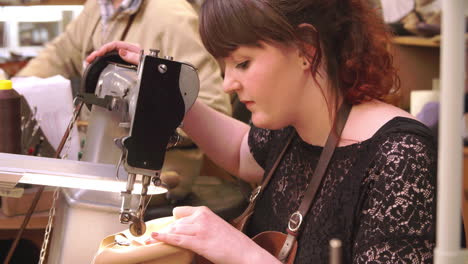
222 42 311 129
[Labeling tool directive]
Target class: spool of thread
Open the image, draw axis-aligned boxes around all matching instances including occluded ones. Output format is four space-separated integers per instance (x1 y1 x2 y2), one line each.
0 80 22 154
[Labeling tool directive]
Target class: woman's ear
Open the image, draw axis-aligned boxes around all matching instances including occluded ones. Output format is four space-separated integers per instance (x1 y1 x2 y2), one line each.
296 23 318 69
297 49 310 70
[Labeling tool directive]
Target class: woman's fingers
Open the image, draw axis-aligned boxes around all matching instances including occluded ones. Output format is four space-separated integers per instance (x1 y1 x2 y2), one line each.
150 232 196 249
114 41 141 53
172 206 209 219
164 223 200 237
85 41 141 64
118 48 140 65
172 206 197 219
145 225 197 246
145 216 202 247
145 238 159 245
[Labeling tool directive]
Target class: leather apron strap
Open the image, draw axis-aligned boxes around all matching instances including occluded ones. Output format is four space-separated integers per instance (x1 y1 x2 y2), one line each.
277 103 352 262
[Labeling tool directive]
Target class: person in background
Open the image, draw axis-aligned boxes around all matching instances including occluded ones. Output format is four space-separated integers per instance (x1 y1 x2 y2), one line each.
16 0 231 201
87 0 437 263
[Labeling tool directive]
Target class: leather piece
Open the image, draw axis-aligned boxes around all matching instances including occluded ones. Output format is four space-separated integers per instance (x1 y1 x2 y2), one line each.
93 217 194 264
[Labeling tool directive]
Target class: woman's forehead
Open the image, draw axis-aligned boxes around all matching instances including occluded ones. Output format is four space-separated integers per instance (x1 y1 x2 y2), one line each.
220 43 262 59
223 42 298 61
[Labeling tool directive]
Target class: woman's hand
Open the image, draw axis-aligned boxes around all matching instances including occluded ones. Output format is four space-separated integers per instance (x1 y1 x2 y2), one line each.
85 41 141 65
146 206 280 264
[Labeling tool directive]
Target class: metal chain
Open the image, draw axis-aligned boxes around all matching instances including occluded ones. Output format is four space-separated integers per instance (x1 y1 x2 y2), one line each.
38 98 82 264
60 97 81 160
38 187 60 264
60 129 73 160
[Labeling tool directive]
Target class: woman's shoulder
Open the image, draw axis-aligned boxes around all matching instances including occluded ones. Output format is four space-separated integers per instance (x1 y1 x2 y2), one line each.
340 100 428 146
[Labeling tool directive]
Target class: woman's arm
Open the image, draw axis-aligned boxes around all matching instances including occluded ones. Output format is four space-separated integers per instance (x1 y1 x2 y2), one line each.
353 132 436 263
182 100 264 183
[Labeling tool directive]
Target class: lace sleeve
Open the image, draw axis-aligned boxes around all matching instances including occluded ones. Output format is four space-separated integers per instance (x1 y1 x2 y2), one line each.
248 126 292 169
248 126 273 169
353 132 436 263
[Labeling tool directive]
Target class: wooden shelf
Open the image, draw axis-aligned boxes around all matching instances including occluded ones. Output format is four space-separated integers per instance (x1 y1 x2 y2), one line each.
392 36 441 48
390 34 467 109
393 34 468 48
0 211 48 229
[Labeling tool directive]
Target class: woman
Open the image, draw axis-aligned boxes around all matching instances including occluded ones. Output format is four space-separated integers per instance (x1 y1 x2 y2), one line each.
87 0 436 263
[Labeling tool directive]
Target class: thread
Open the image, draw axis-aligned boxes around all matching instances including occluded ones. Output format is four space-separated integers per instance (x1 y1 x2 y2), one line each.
0 80 22 154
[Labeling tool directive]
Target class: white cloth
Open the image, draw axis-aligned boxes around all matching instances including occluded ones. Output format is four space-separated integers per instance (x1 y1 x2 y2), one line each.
380 0 415 23
11 75 81 160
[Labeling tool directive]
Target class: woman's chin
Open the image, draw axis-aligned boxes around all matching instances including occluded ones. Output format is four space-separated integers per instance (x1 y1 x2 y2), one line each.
251 115 286 130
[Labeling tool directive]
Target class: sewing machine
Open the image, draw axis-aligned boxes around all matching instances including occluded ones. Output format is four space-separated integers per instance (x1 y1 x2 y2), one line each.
78 50 199 236
0 49 202 262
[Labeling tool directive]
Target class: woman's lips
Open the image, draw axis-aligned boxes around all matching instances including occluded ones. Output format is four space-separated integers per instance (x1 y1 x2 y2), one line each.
241 101 254 109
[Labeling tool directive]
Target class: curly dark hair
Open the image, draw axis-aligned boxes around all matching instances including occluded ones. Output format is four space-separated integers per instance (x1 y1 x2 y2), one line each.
199 0 399 107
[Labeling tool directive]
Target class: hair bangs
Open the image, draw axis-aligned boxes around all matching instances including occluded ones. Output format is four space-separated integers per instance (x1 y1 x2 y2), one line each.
200 0 295 58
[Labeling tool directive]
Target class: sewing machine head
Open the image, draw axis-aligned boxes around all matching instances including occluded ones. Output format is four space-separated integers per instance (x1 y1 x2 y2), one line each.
81 50 199 236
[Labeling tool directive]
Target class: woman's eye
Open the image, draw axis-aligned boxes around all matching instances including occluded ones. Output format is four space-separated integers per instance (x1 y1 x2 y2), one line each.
236 61 250 69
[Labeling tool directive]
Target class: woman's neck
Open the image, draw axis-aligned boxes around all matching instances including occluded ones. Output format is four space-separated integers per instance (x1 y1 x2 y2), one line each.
292 79 337 147
295 102 333 146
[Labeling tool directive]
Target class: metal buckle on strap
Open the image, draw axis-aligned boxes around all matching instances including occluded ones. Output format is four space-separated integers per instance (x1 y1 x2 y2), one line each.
249 186 262 202
288 211 303 232
278 234 296 262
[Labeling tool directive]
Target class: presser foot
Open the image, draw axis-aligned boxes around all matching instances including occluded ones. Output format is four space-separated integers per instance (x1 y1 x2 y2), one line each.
129 219 146 237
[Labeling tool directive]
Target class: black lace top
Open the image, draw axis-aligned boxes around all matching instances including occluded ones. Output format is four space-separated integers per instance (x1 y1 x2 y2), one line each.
246 117 437 264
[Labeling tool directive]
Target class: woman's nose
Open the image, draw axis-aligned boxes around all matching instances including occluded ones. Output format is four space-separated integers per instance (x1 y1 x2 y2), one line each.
222 73 241 93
